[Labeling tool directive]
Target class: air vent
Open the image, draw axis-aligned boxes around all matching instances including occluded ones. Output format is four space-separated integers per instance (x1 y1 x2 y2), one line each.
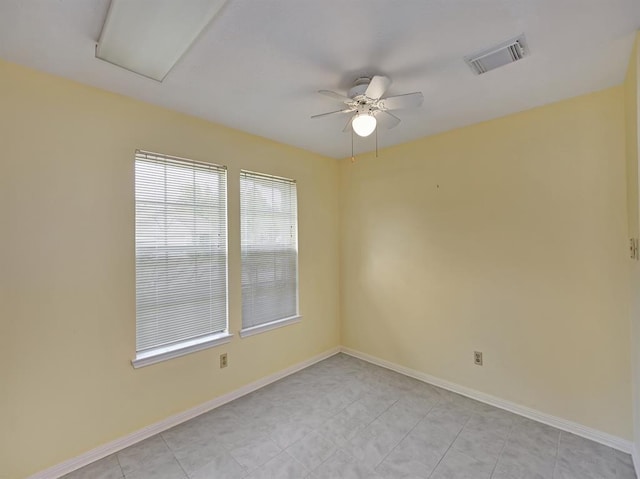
465 34 529 75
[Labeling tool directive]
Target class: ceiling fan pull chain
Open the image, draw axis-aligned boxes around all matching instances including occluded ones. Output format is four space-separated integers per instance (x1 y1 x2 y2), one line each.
351 128 355 163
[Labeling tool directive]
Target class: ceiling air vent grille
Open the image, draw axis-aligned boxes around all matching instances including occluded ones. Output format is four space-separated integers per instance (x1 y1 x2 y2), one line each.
465 34 528 75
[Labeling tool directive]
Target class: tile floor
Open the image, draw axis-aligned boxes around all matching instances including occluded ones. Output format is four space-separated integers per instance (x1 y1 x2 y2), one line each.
62 353 636 479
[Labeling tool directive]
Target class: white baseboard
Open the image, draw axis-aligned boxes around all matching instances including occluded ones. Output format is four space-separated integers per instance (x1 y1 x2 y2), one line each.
28 347 341 479
340 346 634 455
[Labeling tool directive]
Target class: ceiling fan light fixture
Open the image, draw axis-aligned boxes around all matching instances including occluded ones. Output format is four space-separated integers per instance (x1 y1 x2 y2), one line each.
352 112 377 137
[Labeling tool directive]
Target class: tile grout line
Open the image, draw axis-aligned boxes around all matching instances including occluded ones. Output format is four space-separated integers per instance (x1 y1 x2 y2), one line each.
283 450 310 478
288 392 364 477
364 392 406 470
372 396 440 473
159 433 189 479
426 403 475 478
312 390 380 470
488 417 515 479
310 379 428 475
232 446 254 479
113 451 125 479
552 430 562 478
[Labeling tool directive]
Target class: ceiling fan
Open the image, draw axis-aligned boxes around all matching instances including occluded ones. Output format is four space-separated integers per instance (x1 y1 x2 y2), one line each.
311 75 424 137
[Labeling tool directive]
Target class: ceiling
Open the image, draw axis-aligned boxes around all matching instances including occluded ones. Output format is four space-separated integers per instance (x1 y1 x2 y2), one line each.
0 0 639 159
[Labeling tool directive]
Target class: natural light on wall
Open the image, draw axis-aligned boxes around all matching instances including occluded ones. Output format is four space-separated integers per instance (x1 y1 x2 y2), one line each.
96 0 227 81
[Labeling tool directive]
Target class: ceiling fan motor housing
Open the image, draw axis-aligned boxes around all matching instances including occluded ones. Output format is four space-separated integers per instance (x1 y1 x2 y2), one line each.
348 77 371 99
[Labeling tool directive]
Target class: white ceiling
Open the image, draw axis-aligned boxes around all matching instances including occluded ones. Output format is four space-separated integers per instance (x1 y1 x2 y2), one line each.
1 0 639 159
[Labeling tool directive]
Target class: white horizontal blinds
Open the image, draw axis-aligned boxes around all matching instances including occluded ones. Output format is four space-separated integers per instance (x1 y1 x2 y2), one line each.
135 151 227 354
240 171 298 329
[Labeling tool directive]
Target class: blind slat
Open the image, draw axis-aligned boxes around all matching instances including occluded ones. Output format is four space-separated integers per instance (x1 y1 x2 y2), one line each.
240 171 298 329
135 151 228 353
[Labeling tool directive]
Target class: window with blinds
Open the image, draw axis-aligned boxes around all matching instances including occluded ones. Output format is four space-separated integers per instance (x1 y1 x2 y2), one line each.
134 150 229 367
240 170 299 334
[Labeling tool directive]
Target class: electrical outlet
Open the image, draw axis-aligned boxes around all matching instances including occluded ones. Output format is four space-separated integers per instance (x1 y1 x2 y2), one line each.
474 351 483 366
631 238 639 260
220 353 228 368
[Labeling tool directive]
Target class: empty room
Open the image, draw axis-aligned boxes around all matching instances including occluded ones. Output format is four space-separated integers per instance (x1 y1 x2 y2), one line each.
2 1 640 478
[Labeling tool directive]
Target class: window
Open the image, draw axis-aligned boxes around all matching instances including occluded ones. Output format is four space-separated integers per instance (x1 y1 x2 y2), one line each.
133 150 230 368
240 170 299 336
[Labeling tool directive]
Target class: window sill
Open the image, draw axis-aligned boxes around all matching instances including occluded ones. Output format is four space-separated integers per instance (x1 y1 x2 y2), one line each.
132 332 233 369
239 315 302 338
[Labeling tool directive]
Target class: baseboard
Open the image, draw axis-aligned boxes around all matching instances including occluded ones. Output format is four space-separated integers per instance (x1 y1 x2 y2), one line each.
28 347 341 479
340 346 634 454
633 443 640 476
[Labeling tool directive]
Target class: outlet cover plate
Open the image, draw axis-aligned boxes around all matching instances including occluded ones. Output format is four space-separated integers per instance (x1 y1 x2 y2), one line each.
474 351 483 366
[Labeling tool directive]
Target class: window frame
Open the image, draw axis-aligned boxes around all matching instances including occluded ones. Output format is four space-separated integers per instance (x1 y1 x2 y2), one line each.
132 150 231 368
239 170 301 338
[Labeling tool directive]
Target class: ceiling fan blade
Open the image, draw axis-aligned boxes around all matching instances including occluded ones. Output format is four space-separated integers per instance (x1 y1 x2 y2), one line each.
310 108 354 119
318 90 353 104
343 114 354 133
365 75 391 100
375 110 401 129
379 92 424 110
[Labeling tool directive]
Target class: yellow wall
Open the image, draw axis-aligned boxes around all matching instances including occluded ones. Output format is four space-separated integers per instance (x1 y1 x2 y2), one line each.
625 33 640 460
0 60 340 479
340 86 632 440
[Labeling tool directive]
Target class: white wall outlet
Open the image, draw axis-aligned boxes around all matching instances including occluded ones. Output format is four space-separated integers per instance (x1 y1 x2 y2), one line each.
474 351 483 366
631 238 639 260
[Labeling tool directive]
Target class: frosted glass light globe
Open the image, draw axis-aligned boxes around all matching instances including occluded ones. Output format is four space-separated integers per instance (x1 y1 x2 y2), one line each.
352 113 377 137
